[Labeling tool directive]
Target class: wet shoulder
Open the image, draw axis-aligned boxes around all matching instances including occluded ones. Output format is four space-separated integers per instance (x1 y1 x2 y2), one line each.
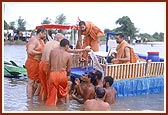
46 41 59 46
85 99 96 105
50 48 58 54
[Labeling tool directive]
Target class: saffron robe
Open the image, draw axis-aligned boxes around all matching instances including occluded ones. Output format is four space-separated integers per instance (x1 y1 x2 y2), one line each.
114 40 137 64
39 61 49 101
25 39 44 81
45 71 69 106
81 21 104 59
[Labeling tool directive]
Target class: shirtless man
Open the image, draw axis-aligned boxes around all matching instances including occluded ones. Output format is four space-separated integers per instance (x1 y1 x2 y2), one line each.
83 87 111 111
71 72 95 104
39 33 91 101
45 39 72 106
39 33 60 101
93 69 103 88
71 73 88 98
25 27 46 99
103 76 117 104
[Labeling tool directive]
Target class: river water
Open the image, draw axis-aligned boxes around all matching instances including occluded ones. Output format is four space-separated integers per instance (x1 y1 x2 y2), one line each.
3 43 165 112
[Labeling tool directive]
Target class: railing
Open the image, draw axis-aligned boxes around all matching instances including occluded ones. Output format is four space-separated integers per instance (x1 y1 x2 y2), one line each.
103 62 147 80
103 61 164 81
71 54 165 81
146 60 164 77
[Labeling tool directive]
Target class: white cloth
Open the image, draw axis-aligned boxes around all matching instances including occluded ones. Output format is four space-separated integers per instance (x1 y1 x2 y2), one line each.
89 50 104 79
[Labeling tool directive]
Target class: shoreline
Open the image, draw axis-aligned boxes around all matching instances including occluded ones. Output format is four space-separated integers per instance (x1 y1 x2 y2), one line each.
4 40 27 45
4 40 163 46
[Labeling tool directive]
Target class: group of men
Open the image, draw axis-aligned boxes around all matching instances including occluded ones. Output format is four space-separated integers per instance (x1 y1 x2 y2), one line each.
25 20 138 111
75 21 138 65
71 70 116 111
25 27 91 104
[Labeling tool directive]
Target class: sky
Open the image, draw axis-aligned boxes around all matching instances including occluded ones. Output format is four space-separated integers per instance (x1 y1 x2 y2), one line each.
3 2 166 35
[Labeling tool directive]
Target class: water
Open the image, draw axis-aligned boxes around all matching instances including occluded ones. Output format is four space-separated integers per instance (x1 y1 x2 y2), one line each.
3 43 165 112
100 42 165 58
3 45 27 66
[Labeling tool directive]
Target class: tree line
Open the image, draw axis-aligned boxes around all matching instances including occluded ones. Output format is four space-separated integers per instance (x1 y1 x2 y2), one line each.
4 14 164 42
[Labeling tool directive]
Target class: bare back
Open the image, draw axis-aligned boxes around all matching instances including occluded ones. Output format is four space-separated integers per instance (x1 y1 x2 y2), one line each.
41 41 60 62
49 48 72 72
83 99 111 111
104 87 116 104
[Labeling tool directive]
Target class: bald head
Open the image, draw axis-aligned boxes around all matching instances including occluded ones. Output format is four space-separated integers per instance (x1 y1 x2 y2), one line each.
54 33 64 42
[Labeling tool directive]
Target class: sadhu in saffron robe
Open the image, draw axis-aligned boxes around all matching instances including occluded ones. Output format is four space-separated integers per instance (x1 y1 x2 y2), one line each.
81 21 104 59
25 39 44 81
25 39 44 97
39 61 49 101
114 40 138 64
45 71 69 106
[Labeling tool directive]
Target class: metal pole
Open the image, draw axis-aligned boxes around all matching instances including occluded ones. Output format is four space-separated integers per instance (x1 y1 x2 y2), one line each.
106 33 109 52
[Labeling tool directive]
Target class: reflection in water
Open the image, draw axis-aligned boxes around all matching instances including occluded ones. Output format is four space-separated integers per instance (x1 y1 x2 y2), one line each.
26 96 83 111
3 44 165 112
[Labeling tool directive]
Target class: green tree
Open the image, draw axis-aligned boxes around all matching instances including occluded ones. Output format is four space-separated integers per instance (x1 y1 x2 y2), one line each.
41 17 51 24
9 21 16 30
55 13 67 33
115 16 139 40
139 33 151 42
152 32 164 41
4 20 9 30
55 13 66 24
152 32 160 41
139 33 151 38
159 32 164 41
17 16 26 31
104 28 112 34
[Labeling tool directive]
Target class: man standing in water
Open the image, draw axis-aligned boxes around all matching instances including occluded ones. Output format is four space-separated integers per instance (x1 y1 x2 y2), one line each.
25 27 46 99
45 39 72 106
39 33 91 101
83 87 111 111
76 21 104 67
38 33 61 101
71 72 96 104
103 76 116 104
93 69 103 88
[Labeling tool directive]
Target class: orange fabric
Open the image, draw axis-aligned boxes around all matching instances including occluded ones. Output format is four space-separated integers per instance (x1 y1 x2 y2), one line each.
25 58 40 81
35 39 45 51
26 39 45 59
114 40 137 64
26 44 33 59
82 21 104 59
45 71 68 106
25 39 45 82
39 61 49 101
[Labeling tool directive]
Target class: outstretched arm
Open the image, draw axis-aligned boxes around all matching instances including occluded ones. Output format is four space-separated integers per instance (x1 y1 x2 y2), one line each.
67 46 91 53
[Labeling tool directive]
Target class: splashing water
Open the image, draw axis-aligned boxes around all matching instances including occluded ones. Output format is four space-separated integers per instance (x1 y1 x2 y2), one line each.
89 50 104 79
